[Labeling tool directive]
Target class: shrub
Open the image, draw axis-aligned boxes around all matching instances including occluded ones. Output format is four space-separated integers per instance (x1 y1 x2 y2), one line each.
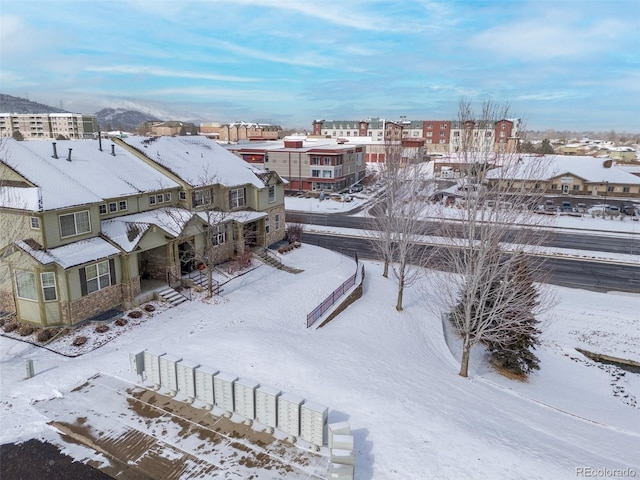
3 322 18 333
128 310 143 319
115 318 128 327
94 324 109 333
286 223 304 243
36 329 54 342
18 324 35 336
143 304 156 312
72 336 88 347
0 318 5 327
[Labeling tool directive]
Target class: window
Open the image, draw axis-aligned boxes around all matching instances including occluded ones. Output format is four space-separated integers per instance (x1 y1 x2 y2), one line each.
119 200 128 211
265 223 270 234
426 139 432 144
623 186 630 193
212 226 226 245
426 132 433 137
439 139 445 144
30 217 40 229
607 186 614 192
41 272 57 301
59 211 90 238
312 169 321 177
311 156 321 165
157 193 164 203
149 195 156 205
441 123 447 129
165 192 171 202
192 189 212 207
99 205 107 215
501 123 506 130
85 260 111 294
551 184 557 190
573 185 579 191
109 202 117 213
15 271 37 300
275 214 280 230
229 188 245 208
179 191 187 200
323 157 332 165
268 185 276 203
322 170 332 178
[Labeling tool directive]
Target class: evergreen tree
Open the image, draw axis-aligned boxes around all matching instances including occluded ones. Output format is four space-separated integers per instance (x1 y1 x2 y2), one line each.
486 254 541 376
537 139 554 154
12 130 24 141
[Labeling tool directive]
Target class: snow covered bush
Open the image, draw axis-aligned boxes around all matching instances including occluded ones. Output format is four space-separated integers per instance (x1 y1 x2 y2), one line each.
3 322 18 333
115 318 128 327
128 310 143 319
18 324 34 336
94 324 109 333
72 336 88 347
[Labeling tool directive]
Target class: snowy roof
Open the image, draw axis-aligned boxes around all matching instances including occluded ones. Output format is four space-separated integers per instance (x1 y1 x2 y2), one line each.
0 138 180 211
102 207 194 252
223 210 268 224
15 237 120 269
0 186 40 211
487 155 640 184
120 136 267 189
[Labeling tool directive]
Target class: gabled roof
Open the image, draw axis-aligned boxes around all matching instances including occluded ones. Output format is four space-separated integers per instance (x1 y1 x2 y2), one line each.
0 138 180 211
119 135 268 189
15 237 120 269
102 207 195 252
487 155 640 184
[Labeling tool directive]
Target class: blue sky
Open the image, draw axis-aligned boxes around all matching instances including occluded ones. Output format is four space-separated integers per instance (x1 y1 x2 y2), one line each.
1 0 638 131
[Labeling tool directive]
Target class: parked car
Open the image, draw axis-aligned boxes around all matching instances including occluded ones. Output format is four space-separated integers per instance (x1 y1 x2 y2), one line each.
576 203 587 213
561 201 573 212
349 184 363 193
622 203 636 215
544 200 556 211
608 205 620 213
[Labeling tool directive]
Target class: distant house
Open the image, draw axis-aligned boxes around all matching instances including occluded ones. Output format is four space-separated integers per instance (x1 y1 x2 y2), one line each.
0 136 287 327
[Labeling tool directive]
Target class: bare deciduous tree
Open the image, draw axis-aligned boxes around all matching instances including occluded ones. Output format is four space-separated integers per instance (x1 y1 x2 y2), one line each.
426 100 555 377
369 140 428 311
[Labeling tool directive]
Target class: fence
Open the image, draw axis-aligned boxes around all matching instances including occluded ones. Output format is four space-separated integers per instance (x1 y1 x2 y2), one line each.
306 252 359 328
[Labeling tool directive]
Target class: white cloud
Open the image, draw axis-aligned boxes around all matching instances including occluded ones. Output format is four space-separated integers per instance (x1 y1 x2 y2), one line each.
471 16 629 60
84 65 259 83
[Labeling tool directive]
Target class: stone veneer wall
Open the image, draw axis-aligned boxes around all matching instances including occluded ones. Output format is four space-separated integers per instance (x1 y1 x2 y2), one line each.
0 290 16 315
68 284 124 325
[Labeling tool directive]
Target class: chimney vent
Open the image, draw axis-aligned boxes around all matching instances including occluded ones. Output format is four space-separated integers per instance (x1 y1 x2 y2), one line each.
67 148 72 162
98 132 103 151
111 144 116 156
52 142 58 159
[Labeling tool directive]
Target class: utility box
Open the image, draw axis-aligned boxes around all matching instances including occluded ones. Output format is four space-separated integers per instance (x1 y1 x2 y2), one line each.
176 359 200 401
328 462 354 480
213 372 237 415
330 448 355 466
300 401 328 447
328 422 351 448
194 365 219 408
129 350 145 377
143 351 165 388
255 385 281 430
277 393 304 438
234 378 259 421
159 354 182 395
331 434 354 451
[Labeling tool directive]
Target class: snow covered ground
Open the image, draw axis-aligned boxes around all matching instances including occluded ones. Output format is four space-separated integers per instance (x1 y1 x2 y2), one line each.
1 244 639 479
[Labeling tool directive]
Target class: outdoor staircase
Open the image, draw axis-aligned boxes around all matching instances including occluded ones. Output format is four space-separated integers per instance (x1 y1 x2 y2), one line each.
157 287 189 307
253 249 304 274
183 270 223 295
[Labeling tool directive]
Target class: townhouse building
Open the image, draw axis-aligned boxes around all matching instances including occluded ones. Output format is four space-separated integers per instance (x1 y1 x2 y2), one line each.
0 113 99 140
0 136 286 327
485 155 640 198
200 121 281 142
312 117 520 154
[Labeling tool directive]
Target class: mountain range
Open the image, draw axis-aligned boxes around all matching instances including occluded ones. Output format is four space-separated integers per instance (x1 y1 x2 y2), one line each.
0 94 160 132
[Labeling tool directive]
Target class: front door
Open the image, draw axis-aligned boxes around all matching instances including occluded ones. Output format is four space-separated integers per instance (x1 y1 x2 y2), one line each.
178 241 195 274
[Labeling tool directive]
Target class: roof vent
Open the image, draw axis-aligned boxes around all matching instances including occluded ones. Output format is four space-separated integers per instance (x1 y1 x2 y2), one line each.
111 144 116 156
52 142 58 159
67 148 72 162
98 132 103 151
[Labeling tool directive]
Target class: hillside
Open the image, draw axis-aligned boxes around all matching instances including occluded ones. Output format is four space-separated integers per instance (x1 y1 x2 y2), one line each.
0 94 160 132
0 94 69 114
